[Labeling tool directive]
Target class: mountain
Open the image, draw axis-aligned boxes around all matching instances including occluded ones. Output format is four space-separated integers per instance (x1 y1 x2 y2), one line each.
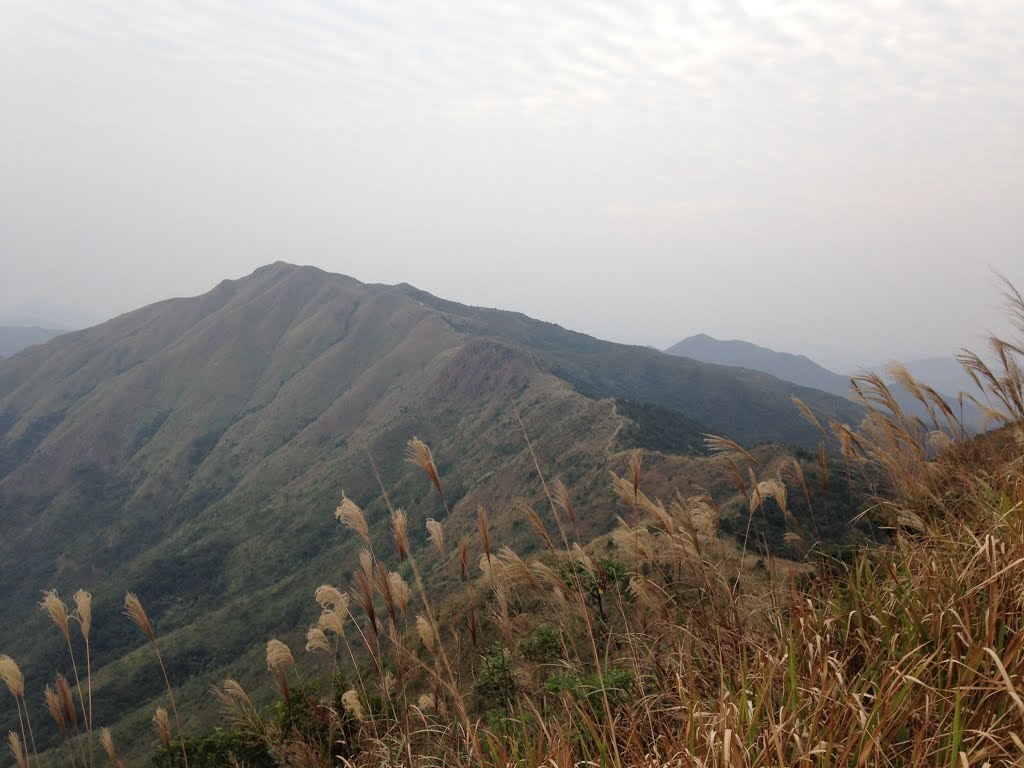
667 334 986 431
0 326 65 357
0 263 861 758
666 334 852 398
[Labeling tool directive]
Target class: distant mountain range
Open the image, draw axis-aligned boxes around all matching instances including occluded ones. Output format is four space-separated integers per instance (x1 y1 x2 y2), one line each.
666 334 852 398
0 263 861 757
0 299 104 331
0 325 65 357
666 334 984 428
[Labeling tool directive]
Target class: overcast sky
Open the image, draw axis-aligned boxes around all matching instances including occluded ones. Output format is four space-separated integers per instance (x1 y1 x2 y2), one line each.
1 1 1021 370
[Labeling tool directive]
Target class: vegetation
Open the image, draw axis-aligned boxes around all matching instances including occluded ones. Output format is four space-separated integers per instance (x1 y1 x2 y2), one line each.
612 399 708 456
1 274 1022 766
0 263 861 757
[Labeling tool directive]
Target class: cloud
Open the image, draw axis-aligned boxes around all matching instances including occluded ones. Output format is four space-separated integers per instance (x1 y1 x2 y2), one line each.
0 0 1021 366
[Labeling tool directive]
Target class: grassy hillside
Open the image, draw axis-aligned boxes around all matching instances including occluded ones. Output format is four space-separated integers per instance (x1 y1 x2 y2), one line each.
403 285 861 447
4 288 1020 767
0 263 865 762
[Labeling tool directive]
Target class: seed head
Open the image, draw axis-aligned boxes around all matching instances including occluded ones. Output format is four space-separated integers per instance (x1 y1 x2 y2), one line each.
314 585 348 616
123 592 155 643
381 671 395 698
749 479 787 515
476 506 491 559
387 572 410 617
341 689 365 722
73 589 93 640
152 707 171 750
335 493 369 543
425 518 444 556
8 731 26 768
99 727 117 764
215 679 253 711
629 449 642 498
358 549 374 581
519 503 554 552
41 590 71 640
318 608 346 638
0 656 24 698
265 639 294 670
44 686 67 736
478 553 497 581
305 627 331 655
406 437 444 500
56 674 77 728
391 508 409 562
552 478 576 526
415 615 435 652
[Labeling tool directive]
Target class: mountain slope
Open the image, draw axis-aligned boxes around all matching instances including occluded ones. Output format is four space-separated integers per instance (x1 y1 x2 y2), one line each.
666 334 852 398
0 263 861 759
0 325 65 357
667 333 985 432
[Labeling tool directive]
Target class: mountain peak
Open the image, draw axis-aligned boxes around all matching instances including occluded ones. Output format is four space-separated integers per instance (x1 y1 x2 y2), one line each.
666 334 850 398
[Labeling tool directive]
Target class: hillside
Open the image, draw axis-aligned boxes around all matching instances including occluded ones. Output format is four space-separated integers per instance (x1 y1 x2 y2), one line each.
0 325 64 357
0 263 862 759
667 332 985 431
666 334 853 397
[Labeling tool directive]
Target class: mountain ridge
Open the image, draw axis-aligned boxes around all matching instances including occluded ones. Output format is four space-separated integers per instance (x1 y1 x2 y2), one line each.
666 332 984 431
0 262 862 759
666 333 852 398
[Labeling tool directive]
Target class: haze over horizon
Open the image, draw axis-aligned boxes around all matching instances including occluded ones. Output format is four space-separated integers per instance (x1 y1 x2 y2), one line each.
2 1 1022 371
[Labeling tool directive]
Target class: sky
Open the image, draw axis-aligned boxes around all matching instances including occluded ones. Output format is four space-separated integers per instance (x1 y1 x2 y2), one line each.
1 1 1022 371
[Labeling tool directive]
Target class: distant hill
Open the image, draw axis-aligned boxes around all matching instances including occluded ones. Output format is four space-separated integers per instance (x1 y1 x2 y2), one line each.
0 263 862 758
0 300 102 331
0 325 65 357
667 334 984 430
666 334 852 398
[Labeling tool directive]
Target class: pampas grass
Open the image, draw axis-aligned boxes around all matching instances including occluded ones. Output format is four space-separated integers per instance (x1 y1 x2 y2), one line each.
0 655 36 768
72 589 94 748
336 493 370 543
152 707 171 752
425 518 444 557
97 727 118 768
8 730 26 768
406 437 445 508
124 592 188 768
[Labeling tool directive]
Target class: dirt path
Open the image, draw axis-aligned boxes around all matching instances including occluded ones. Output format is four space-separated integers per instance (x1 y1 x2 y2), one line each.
605 399 627 456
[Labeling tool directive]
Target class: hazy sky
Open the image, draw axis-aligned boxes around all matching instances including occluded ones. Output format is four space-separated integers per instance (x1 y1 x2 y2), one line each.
1 1 1021 370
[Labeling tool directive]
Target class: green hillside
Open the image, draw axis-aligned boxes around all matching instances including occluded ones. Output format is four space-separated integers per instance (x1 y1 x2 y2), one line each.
0 263 862 761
